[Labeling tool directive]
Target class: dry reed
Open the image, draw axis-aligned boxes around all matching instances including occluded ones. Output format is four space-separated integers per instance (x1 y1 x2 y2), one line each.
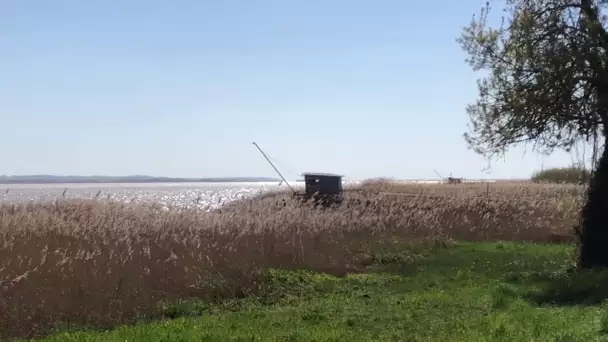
0 181 585 339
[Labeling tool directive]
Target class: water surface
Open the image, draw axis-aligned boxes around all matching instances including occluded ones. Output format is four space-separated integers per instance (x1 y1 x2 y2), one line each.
0 182 293 210
0 179 493 210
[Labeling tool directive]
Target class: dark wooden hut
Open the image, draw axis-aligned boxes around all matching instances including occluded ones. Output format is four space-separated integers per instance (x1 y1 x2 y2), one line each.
295 172 344 207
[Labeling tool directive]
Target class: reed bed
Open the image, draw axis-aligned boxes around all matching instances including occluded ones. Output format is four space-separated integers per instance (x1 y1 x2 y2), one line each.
0 181 586 339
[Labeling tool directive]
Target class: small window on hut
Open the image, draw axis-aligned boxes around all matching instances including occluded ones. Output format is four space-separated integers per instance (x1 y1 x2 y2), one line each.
305 178 319 186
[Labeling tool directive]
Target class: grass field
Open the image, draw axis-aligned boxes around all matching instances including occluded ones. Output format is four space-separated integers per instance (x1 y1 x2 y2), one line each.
33 242 608 341
0 181 595 340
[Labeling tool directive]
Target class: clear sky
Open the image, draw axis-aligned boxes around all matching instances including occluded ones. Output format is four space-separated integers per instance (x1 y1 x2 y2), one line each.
0 0 586 180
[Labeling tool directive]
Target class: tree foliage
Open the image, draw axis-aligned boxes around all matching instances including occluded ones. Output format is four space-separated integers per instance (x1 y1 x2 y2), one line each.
531 165 592 183
460 0 608 268
458 0 608 158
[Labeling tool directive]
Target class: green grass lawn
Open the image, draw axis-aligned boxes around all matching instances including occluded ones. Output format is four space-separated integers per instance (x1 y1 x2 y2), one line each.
32 242 608 341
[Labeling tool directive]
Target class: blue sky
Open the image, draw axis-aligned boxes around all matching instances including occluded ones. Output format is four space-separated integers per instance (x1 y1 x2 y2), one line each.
0 0 584 180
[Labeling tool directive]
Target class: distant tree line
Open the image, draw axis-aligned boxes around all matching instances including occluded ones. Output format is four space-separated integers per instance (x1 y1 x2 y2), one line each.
531 166 593 185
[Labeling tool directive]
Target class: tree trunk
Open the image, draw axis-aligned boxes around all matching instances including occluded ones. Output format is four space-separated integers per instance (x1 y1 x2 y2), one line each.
579 141 608 268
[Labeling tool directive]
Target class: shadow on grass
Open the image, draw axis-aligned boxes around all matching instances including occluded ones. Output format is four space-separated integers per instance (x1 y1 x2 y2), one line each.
368 241 608 308
164 243 608 316
370 241 571 279
519 269 608 306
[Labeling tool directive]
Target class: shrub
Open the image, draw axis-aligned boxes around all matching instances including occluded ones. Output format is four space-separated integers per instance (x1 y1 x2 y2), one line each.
531 166 592 184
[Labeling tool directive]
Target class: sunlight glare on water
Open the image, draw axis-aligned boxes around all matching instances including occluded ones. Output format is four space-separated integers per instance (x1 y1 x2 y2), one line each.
0 179 485 210
0 182 308 210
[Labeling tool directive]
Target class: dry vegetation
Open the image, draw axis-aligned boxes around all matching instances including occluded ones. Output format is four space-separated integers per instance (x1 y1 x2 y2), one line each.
0 181 586 339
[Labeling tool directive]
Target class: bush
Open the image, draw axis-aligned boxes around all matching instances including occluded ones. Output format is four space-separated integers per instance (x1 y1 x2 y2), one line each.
531 166 593 184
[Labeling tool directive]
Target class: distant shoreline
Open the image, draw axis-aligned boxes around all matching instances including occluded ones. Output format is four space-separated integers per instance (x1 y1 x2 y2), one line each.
0 175 531 185
0 176 281 185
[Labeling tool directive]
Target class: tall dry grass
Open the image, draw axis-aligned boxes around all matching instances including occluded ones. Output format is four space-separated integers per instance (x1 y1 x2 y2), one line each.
0 181 585 339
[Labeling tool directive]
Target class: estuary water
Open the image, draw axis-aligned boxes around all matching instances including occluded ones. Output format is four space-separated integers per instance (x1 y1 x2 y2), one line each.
0 179 495 210
0 182 298 210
